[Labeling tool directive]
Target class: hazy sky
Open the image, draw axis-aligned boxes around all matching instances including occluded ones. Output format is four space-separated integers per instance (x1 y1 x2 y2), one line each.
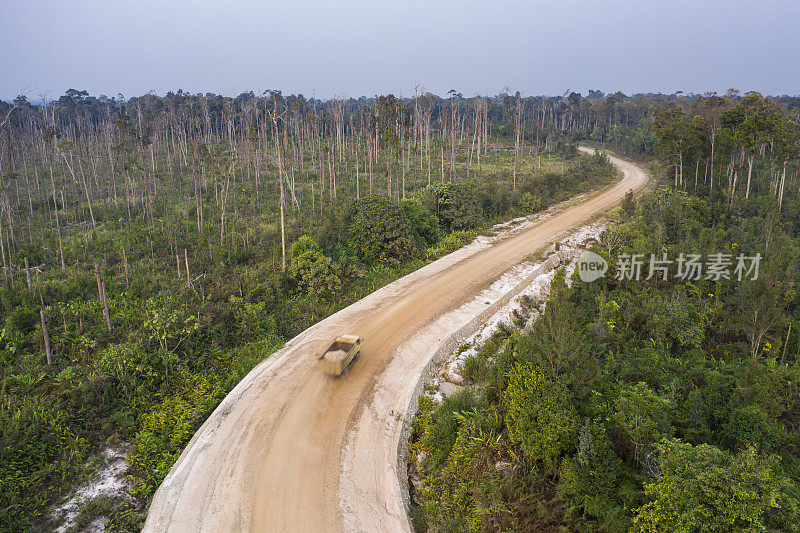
2 0 799 101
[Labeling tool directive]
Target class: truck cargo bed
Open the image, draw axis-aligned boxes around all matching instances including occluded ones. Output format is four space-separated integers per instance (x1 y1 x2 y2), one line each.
319 335 361 376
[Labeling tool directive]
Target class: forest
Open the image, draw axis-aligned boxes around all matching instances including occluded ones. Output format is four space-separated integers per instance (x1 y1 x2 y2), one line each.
0 89 622 531
409 91 800 531
0 88 799 531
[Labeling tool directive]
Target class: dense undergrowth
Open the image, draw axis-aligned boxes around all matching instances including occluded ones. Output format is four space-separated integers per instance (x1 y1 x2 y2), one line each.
409 178 800 531
0 148 617 532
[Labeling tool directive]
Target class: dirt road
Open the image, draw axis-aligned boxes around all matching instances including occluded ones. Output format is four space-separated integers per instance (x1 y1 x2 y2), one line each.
143 150 647 532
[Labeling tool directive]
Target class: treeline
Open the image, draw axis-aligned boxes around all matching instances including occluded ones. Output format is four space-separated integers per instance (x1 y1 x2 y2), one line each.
0 88 644 276
651 91 798 207
0 88 796 280
409 92 800 531
0 82 622 532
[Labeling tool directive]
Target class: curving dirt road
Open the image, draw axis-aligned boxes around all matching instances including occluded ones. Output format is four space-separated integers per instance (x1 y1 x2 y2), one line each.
143 150 647 533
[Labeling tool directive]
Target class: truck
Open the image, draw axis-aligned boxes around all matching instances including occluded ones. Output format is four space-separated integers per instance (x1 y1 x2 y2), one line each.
319 334 361 376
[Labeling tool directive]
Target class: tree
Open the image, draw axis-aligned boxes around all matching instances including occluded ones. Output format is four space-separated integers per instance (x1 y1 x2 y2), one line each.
289 248 341 300
651 105 696 187
559 419 622 505
205 141 234 246
614 382 671 465
268 91 288 271
289 234 321 260
347 195 415 263
400 199 439 246
730 92 780 200
621 189 635 219
732 272 786 359
634 440 798 532
515 285 598 391
504 363 578 467
288 235 341 299
43 102 66 271
696 94 728 194
721 404 784 452
512 91 524 191
421 183 482 230
773 116 799 210
0 94 27 133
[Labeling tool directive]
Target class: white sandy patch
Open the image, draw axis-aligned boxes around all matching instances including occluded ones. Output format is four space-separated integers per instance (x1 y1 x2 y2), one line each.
431 222 606 396
52 446 131 533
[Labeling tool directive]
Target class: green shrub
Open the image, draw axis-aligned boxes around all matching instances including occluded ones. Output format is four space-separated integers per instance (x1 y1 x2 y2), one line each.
69 494 143 532
417 390 482 473
461 356 486 383
127 375 222 501
231 298 278 342
422 183 483 230
559 419 622 510
0 398 89 529
347 195 416 264
633 440 799 532
289 234 321 261
401 199 440 246
721 404 786 452
288 250 341 300
423 230 476 261
504 363 578 467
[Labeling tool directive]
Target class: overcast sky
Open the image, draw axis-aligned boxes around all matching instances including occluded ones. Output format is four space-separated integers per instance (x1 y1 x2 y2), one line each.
2 0 799 101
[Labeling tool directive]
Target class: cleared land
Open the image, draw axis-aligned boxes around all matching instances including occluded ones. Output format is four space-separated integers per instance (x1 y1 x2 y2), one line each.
143 150 648 532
